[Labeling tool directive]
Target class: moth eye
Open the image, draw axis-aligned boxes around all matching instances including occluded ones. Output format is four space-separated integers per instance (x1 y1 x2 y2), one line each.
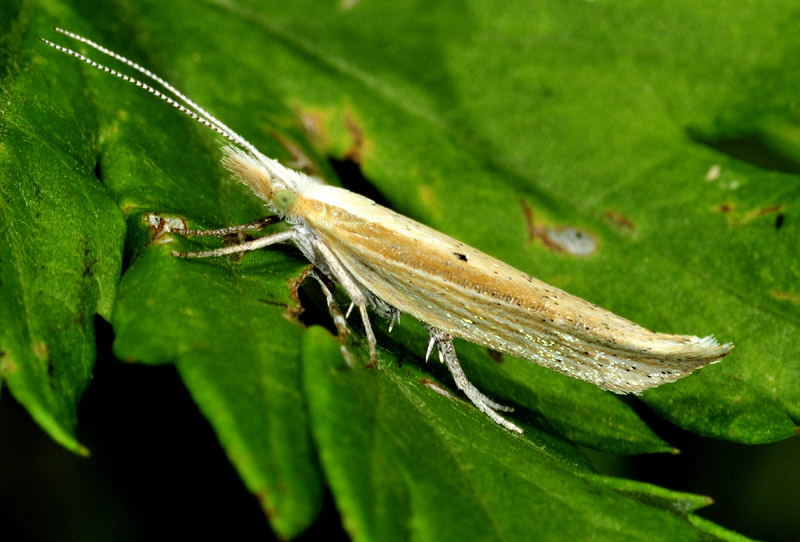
273 189 296 211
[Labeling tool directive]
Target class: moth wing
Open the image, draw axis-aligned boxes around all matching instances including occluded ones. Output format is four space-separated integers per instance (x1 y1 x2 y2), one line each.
295 185 731 393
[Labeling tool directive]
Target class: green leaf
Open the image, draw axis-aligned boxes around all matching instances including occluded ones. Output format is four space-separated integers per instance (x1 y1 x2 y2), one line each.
2 0 798 539
0 2 126 454
112 238 322 536
302 327 745 541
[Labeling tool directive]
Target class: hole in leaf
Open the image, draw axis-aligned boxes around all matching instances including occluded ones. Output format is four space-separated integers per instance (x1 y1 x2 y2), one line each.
328 157 392 208
294 277 338 337
94 157 103 183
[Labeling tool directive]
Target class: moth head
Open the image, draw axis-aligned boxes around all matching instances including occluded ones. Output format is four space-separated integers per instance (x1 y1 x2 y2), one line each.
222 145 309 215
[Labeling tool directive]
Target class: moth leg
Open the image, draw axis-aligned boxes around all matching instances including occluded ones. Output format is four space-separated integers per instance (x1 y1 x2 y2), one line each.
171 215 281 237
424 324 522 434
387 310 401 333
427 326 515 413
308 271 355 368
172 229 295 259
358 304 378 367
311 237 378 366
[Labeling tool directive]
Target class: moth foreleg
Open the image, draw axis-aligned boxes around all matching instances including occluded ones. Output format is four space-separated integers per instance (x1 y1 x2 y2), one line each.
424 324 522 434
172 229 295 259
171 215 281 237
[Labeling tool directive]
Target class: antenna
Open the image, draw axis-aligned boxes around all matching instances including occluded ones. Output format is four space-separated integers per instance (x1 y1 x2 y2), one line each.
40 28 264 159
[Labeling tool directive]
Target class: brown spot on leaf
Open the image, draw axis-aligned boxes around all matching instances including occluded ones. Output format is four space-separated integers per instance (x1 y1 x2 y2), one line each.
344 113 367 164
718 203 785 225
270 130 318 175
771 290 800 305
603 210 636 233
255 490 278 521
752 204 785 218
257 298 287 308
143 213 187 242
520 199 597 256
716 203 735 214
0 350 17 376
296 108 326 145
33 341 49 361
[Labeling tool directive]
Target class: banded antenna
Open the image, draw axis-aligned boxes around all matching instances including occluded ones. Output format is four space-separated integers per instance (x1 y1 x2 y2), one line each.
40 27 264 160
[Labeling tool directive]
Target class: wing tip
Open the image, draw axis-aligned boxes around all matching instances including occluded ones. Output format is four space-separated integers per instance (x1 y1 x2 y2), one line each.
694 334 734 362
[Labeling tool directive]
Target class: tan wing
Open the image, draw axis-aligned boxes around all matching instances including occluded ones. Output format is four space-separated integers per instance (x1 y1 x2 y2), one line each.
293 185 732 393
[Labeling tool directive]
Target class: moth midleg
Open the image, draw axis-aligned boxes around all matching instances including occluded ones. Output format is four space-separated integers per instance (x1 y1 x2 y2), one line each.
424 325 522 434
309 271 355 368
310 237 378 366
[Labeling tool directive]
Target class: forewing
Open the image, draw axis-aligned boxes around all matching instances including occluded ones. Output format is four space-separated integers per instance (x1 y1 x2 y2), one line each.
295 186 731 393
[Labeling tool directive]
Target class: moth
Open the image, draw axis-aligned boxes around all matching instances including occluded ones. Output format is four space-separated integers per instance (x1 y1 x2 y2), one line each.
42 28 733 433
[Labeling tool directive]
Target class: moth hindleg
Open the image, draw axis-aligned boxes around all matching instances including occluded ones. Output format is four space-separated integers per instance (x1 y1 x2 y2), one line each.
424 324 521 434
